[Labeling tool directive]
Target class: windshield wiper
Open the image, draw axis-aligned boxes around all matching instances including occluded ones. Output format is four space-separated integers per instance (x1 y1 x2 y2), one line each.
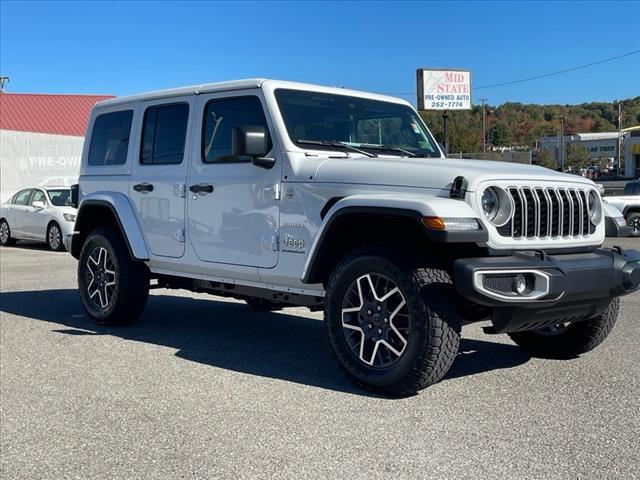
297 139 377 158
359 144 416 157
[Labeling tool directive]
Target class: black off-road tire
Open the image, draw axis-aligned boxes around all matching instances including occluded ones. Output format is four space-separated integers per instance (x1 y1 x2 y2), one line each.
47 222 65 251
508 298 620 358
324 247 461 396
626 212 640 237
0 219 17 246
244 297 284 312
78 227 149 326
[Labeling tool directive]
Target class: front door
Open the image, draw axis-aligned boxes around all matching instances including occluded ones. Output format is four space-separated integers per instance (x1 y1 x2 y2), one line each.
187 92 280 268
23 189 49 239
129 97 194 258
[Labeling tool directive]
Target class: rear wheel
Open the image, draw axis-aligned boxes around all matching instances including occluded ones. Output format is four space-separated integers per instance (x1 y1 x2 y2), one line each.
324 248 461 395
508 298 619 358
78 227 149 326
0 220 17 246
626 212 640 237
47 222 64 251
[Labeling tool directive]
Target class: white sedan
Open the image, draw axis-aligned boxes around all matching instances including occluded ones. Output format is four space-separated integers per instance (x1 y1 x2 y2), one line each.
0 187 77 251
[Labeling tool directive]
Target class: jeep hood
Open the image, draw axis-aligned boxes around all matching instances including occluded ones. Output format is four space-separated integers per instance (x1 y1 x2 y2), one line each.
312 156 595 192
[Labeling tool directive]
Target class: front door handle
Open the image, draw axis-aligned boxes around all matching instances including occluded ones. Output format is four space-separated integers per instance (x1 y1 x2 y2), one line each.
189 184 214 195
133 183 154 193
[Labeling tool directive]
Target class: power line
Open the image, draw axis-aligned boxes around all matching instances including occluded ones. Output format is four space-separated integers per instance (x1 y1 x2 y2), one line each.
382 49 640 96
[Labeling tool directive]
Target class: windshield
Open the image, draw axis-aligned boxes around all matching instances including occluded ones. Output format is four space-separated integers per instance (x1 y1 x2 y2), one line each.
275 89 441 158
47 189 71 207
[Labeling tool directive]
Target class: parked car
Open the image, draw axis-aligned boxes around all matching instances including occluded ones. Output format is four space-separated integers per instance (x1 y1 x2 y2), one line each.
605 180 640 237
603 202 631 237
0 187 76 250
69 79 640 395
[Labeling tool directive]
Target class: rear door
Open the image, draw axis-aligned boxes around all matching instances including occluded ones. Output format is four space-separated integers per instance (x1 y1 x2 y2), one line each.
129 97 194 258
9 189 33 237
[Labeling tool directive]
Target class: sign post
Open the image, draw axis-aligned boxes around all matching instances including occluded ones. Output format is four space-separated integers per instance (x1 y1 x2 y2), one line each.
416 68 472 155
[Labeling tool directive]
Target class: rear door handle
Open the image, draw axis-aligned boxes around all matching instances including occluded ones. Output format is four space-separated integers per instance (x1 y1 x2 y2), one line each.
133 183 154 193
189 184 214 195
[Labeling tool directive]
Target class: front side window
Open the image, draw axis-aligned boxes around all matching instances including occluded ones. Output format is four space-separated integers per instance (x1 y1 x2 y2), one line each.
202 96 271 164
13 190 32 205
88 110 133 166
30 190 46 205
47 189 71 207
275 89 440 158
140 103 189 165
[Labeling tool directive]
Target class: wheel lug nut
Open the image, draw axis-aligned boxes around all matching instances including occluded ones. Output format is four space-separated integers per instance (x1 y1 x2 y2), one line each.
378 329 382 334
368 324 373 329
384 318 388 323
377 306 382 311
367 309 372 315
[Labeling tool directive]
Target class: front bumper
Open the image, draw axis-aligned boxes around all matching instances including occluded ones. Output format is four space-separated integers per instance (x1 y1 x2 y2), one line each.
454 247 640 333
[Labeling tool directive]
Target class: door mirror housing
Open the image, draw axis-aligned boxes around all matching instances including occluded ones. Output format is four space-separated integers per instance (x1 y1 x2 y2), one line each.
32 201 45 209
232 126 275 169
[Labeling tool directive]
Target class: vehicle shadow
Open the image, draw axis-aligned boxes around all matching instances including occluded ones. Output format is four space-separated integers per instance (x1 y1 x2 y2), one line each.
0 289 531 396
4 242 54 252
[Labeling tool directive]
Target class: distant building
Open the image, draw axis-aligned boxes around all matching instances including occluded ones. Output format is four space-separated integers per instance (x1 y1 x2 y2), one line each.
622 126 640 179
537 130 640 178
0 92 114 201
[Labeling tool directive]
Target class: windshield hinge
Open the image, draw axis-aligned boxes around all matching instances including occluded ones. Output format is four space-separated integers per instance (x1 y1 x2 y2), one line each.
274 183 282 201
175 228 185 243
174 184 187 198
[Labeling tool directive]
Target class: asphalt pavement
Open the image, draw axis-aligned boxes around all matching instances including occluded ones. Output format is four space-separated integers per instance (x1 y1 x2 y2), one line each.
1 238 639 479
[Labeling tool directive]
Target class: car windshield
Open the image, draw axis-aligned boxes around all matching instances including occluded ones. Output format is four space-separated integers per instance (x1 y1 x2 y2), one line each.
275 89 441 158
47 189 71 207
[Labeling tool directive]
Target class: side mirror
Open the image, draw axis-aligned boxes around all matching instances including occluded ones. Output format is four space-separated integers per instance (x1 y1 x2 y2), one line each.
32 201 45 209
232 126 275 169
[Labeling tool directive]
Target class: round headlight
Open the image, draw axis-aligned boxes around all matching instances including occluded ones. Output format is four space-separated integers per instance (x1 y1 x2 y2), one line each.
481 187 513 227
482 188 499 220
588 189 602 224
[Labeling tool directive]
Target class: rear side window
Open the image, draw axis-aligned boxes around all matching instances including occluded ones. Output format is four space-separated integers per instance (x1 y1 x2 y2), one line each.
202 96 271 164
13 189 32 205
140 103 189 165
88 110 133 166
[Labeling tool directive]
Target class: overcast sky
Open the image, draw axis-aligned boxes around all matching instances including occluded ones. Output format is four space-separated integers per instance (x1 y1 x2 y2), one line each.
1 1 638 106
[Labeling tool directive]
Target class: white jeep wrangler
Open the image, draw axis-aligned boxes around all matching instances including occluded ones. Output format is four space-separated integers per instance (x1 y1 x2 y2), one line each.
69 79 640 395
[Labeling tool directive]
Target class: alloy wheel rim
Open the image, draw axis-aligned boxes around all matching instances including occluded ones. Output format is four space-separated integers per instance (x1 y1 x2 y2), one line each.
49 226 60 249
85 247 116 310
0 223 8 243
341 273 410 368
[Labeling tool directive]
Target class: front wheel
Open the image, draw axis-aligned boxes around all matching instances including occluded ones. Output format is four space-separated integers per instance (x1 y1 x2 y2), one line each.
47 222 65 251
324 249 461 395
508 298 619 358
78 228 149 326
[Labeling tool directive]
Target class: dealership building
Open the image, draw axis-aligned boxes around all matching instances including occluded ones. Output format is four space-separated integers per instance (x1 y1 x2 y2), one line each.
0 92 113 201
539 130 640 178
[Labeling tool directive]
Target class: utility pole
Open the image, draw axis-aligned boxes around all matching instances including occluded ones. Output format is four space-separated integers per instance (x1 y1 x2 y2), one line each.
0 76 9 93
617 101 622 177
480 98 488 153
442 111 449 156
559 115 565 172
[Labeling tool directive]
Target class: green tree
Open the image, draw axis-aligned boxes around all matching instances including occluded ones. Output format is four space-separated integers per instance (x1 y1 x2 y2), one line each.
537 149 557 170
565 143 590 169
490 121 509 146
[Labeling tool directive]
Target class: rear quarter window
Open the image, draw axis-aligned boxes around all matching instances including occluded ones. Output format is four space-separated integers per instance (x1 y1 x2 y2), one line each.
88 110 134 166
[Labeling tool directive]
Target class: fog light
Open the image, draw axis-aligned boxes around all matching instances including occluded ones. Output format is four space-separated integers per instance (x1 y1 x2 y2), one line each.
514 274 527 294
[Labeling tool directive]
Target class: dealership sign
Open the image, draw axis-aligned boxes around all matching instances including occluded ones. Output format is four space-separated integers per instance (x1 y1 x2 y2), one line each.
417 68 472 110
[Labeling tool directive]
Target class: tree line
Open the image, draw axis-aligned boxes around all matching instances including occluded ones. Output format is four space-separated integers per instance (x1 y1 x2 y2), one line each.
418 96 640 155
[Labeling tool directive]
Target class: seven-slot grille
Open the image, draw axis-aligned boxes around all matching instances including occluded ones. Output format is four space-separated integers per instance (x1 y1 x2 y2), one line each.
496 186 595 239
